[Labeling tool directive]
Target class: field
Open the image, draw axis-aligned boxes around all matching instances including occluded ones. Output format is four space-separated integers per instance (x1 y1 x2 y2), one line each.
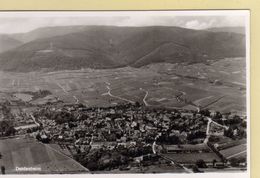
162 152 221 163
93 164 187 174
0 137 89 174
0 57 247 174
219 144 247 160
0 57 247 114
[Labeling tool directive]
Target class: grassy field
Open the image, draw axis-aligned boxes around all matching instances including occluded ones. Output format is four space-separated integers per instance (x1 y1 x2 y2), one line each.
0 57 247 114
0 137 89 174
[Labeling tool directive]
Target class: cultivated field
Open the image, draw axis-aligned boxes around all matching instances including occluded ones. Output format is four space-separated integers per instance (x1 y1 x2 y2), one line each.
0 57 247 114
162 152 221 163
0 137 89 174
219 144 247 160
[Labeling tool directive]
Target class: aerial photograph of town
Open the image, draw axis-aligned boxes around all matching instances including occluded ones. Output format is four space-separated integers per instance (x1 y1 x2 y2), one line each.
0 11 248 175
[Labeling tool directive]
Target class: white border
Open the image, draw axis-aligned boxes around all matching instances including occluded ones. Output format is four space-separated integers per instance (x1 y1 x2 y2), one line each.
0 10 250 178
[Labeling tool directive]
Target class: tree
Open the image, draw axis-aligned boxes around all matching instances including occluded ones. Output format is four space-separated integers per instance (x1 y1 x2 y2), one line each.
1 166 5 174
187 131 206 141
0 120 15 136
200 109 210 117
229 158 240 167
212 159 217 167
213 111 223 124
192 165 203 173
5 126 16 136
196 159 207 168
86 161 99 171
224 127 234 138
135 101 141 107
36 133 41 141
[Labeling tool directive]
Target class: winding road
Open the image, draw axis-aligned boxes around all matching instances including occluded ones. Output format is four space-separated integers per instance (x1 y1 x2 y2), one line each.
140 88 150 106
104 82 135 104
56 82 80 104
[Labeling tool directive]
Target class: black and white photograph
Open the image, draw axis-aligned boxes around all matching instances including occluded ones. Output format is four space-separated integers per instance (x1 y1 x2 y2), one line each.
0 11 249 176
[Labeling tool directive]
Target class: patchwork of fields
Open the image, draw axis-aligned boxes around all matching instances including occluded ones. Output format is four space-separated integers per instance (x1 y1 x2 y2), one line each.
0 57 247 114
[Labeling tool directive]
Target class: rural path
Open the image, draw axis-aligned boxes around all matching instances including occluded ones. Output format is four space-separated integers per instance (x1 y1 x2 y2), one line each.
73 96 79 104
175 88 224 113
140 88 150 106
152 134 160 154
135 41 191 65
160 155 193 173
204 117 228 144
30 114 40 127
57 82 68 94
152 134 193 173
200 96 225 110
175 90 186 103
104 82 135 104
193 96 213 105
56 82 80 104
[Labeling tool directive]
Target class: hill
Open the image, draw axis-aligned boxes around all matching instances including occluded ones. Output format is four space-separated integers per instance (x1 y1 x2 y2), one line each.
206 26 245 34
0 26 246 72
11 26 90 43
0 35 22 53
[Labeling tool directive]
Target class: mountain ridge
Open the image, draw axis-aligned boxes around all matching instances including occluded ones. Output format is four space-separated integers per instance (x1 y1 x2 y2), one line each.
206 26 245 34
0 35 23 53
0 26 246 72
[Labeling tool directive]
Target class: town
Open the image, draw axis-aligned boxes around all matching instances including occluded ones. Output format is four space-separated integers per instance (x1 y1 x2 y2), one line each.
0 97 247 173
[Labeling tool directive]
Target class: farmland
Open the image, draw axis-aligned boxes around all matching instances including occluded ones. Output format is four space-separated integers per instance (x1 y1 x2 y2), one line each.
0 137 89 174
162 152 221 164
219 144 247 160
0 57 247 115
0 57 247 173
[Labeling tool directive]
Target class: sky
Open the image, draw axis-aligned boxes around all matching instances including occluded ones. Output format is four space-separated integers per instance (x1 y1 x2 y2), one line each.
0 11 248 34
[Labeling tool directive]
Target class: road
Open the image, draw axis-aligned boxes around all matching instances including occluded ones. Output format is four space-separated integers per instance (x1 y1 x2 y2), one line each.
208 117 228 130
152 134 193 173
160 155 193 173
174 90 202 111
140 88 150 106
104 82 135 104
30 114 40 127
152 134 160 154
73 96 79 104
201 96 225 110
56 82 68 94
204 118 212 144
204 117 228 144
56 82 79 104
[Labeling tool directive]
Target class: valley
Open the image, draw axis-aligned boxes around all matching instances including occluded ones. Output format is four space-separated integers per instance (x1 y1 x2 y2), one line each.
0 57 246 115
0 21 248 174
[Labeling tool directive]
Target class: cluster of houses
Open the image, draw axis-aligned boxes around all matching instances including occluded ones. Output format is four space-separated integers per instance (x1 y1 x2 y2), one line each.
31 103 212 147
3 100 247 171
